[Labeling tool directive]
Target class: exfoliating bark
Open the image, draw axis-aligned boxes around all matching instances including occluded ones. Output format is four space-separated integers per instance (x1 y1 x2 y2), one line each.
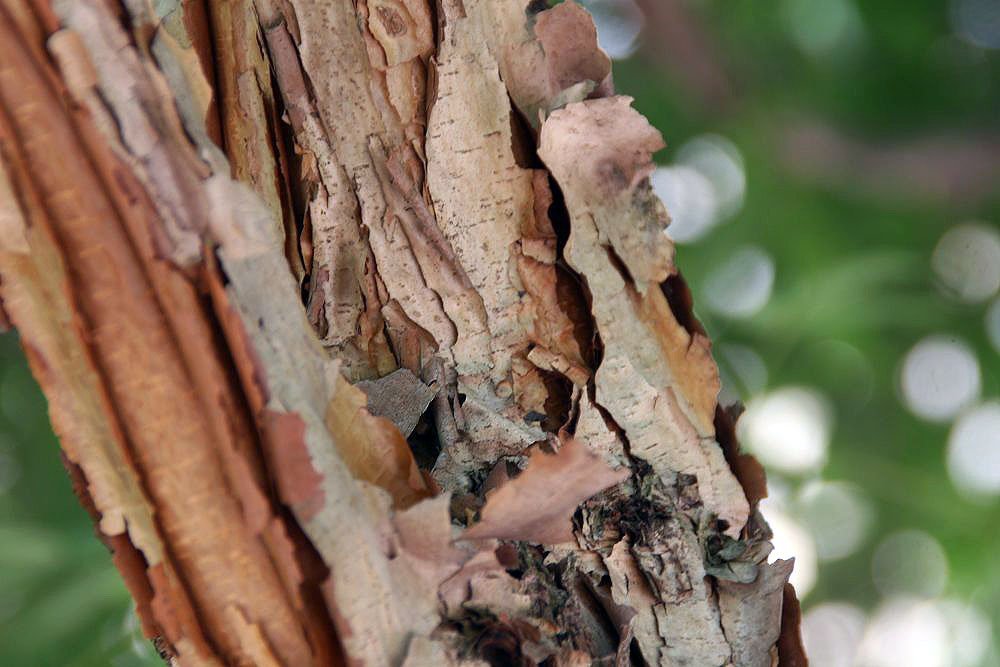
0 0 804 665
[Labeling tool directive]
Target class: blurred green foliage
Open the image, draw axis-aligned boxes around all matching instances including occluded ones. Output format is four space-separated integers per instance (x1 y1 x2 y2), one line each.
0 336 159 665
0 0 998 665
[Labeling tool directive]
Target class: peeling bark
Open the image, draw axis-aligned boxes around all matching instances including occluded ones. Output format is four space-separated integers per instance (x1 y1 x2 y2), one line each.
0 0 804 665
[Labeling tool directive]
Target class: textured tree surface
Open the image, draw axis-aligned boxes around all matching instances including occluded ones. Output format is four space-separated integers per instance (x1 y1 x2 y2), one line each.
0 0 807 665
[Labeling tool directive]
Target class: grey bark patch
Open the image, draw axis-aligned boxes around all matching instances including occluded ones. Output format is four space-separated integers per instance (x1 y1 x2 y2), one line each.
357 368 437 437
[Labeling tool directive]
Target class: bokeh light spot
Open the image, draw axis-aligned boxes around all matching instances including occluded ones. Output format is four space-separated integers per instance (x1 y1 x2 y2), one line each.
760 499 818 596
931 222 1000 303
797 480 874 561
857 598 950 667
580 0 644 60
801 602 866 667
781 0 866 57
947 402 1000 496
856 598 992 667
738 386 832 475
675 134 746 221
703 246 776 318
936 599 994 667
871 530 949 599
655 134 747 244
653 165 719 243
899 336 980 422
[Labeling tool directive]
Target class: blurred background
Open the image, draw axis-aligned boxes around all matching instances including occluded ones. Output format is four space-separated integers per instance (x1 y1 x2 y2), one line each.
1 0 999 664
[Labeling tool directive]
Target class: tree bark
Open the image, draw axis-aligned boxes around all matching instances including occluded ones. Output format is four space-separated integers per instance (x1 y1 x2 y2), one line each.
0 0 806 665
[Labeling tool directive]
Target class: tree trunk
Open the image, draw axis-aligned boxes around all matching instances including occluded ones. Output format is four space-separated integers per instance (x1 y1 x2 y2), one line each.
0 0 806 665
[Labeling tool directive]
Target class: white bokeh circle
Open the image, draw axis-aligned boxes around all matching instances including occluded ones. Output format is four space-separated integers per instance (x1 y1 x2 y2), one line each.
899 336 980 422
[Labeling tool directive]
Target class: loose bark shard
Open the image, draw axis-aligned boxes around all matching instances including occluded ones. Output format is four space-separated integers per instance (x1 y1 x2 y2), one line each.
325 367 434 507
356 367 437 437
0 0 804 664
464 437 629 545
491 0 613 127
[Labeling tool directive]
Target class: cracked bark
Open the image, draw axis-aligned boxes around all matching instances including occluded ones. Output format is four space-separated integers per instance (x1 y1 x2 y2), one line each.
0 0 807 665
